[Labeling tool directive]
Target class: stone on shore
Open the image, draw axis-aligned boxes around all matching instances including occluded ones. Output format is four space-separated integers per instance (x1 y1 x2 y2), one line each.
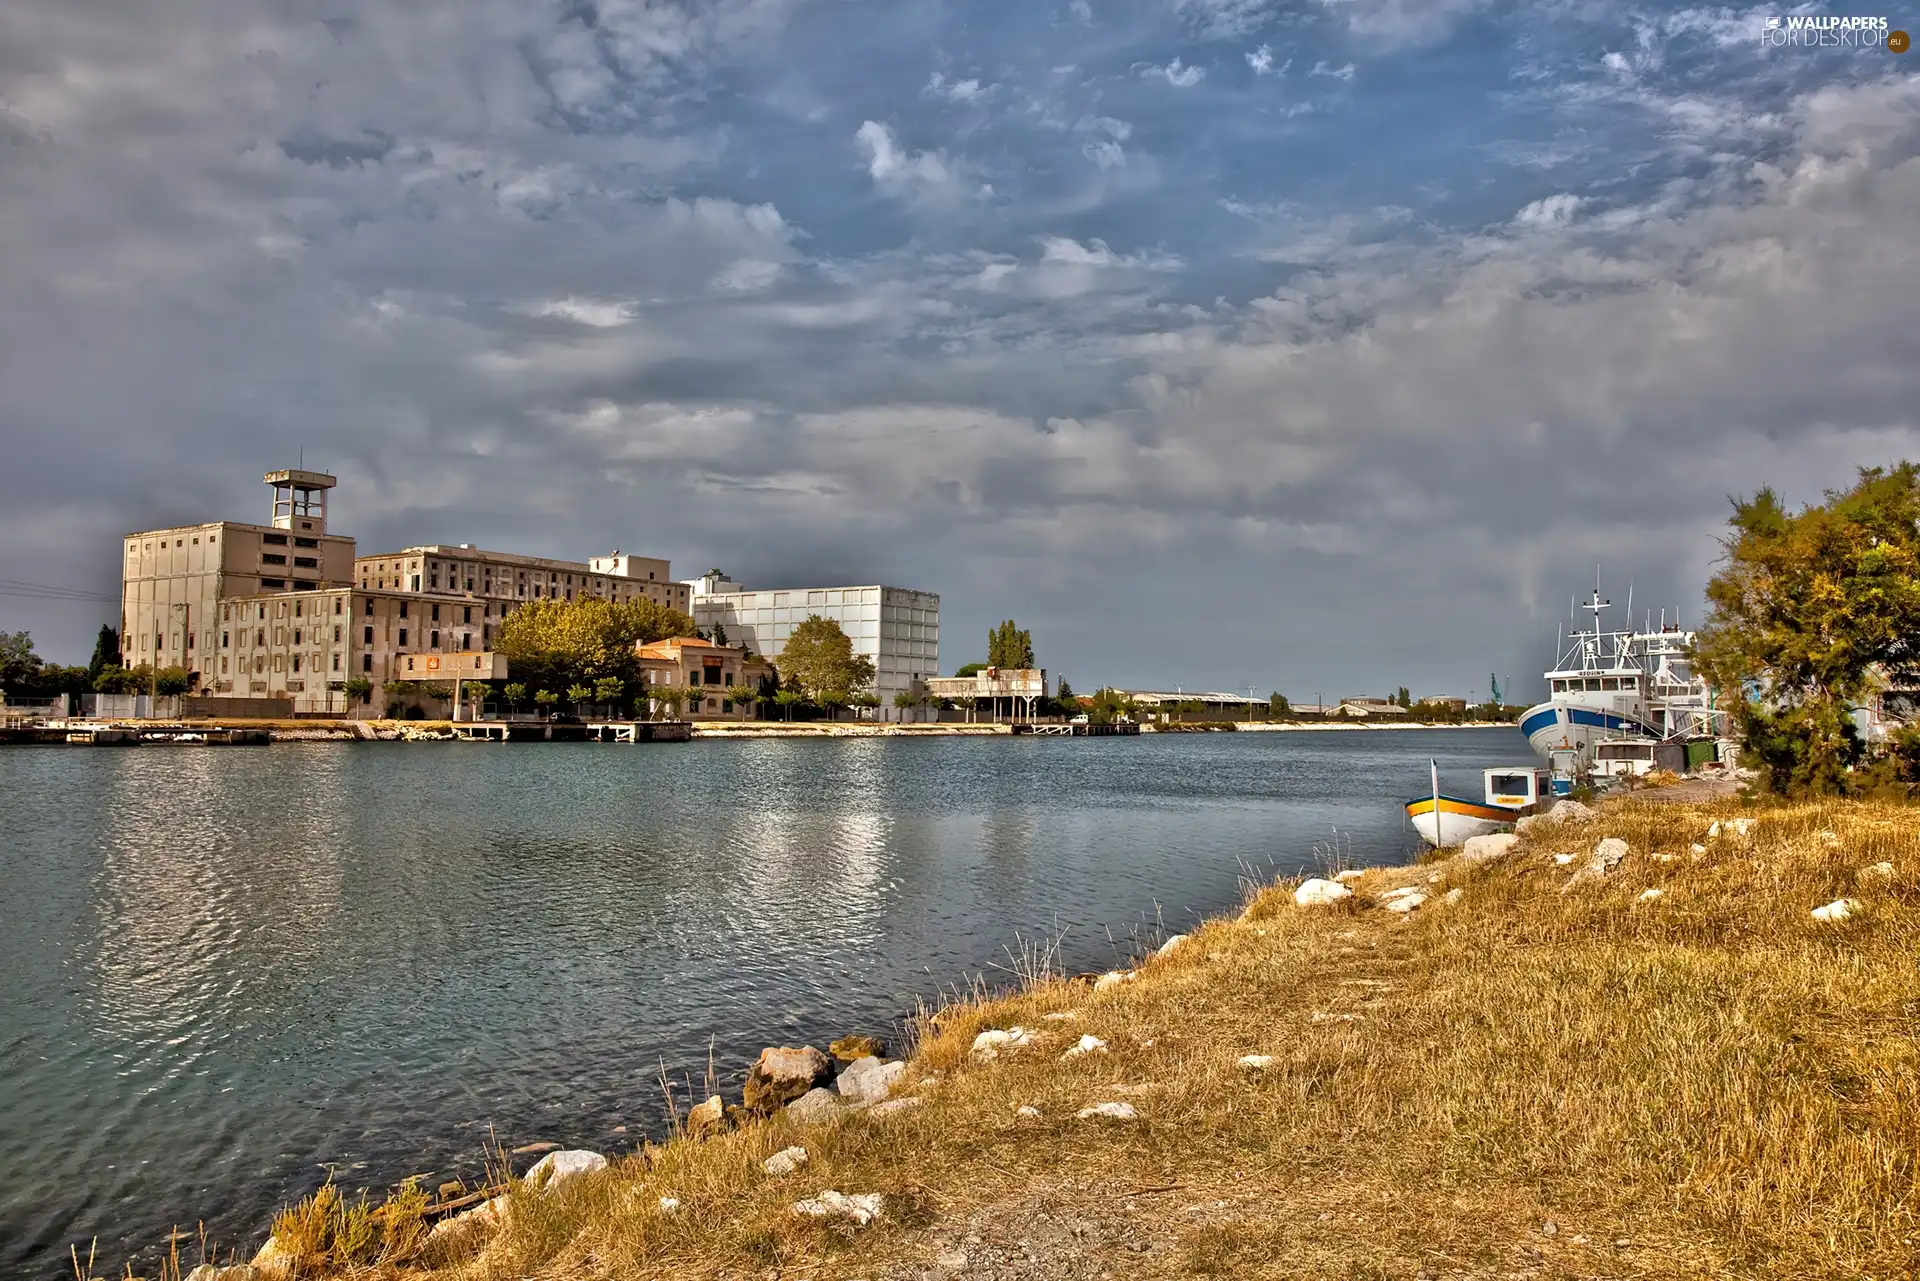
1378 886 1428 913
1563 838 1629 891
969 1027 1035 1061
1443 888 1465 906
524 1149 607 1192
829 1034 885 1062
1811 898 1860 924
762 1145 809 1176
1860 861 1896 882
792 1190 883 1225
1093 970 1135 992
868 1096 924 1118
423 1194 512 1254
745 1045 834 1112
685 1094 726 1139
1016 1105 1042 1119
1638 888 1664 903
1076 1101 1140 1122
785 1087 848 1126
1460 833 1520 865
1061 1034 1107 1060
1334 868 1369 884
836 1055 906 1106
1237 1054 1276 1071
1294 878 1353 908
1155 933 1189 957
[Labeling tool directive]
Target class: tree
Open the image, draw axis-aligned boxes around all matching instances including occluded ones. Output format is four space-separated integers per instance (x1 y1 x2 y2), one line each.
1269 691 1291 719
1695 463 1920 794
0 631 39 694
725 684 760 717
1395 686 1411 708
892 689 921 722
777 615 875 705
502 682 528 710
849 690 881 720
154 666 192 696
566 683 593 709
533 688 559 714
953 695 979 723
343 677 373 705
593 676 625 710
954 662 986 679
494 596 696 696
772 688 803 721
987 620 1034 670
88 626 122 684
710 621 729 647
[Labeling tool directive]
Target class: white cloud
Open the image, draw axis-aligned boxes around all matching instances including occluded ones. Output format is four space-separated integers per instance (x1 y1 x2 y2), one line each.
1315 0 1493 50
1177 0 1278 39
1511 193 1587 229
855 120 961 199
522 298 639 327
1309 60 1356 80
924 73 992 104
1070 0 1093 23
1141 58 1207 87
1246 45 1288 76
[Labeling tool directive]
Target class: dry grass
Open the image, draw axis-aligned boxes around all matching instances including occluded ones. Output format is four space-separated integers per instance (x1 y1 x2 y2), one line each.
171 798 1920 1280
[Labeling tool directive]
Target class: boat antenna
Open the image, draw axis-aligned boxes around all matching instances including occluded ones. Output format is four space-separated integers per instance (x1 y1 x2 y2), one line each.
1625 580 1633 635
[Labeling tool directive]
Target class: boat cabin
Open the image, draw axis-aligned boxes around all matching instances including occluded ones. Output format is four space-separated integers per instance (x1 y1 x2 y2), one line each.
1484 766 1553 809
1593 739 1685 779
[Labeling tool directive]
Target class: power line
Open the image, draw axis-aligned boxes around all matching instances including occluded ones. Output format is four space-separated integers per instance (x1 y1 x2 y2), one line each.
0 579 120 603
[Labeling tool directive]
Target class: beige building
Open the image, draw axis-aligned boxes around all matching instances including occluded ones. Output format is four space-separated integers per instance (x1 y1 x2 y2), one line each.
120 470 680 717
636 637 771 720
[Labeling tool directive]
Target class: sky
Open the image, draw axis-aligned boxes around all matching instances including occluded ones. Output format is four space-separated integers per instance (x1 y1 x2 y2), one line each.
2 1 1917 700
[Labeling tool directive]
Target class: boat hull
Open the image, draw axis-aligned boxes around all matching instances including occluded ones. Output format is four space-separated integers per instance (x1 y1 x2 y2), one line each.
1519 702 1658 767
1404 795 1518 847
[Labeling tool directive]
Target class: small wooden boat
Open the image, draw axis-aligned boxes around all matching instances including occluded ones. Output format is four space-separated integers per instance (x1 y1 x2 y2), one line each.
1405 763 1554 847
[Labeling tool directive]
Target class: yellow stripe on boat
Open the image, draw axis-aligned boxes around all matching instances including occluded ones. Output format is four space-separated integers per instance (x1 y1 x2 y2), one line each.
1404 795 1515 822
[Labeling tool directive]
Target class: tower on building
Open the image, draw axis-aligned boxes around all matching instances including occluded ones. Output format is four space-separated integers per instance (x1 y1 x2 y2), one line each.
264 469 337 535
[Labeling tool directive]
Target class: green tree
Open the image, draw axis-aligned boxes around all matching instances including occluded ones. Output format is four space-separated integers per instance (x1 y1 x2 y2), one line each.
154 666 192 696
0 631 39 694
987 620 1034 669
495 596 696 695
850 690 881 720
1269 691 1291 719
88 626 122 684
1695 463 1920 794
954 662 986 678
566 683 592 709
953 695 979 723
772 688 804 721
725 683 760 717
343 676 373 705
777 615 875 705
710 621 729 647
892 688 922 721
593 676 625 710
1395 686 1411 708
652 685 690 719
502 682 528 710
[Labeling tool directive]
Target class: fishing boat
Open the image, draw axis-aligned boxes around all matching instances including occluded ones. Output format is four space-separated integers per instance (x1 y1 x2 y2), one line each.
1519 583 1726 777
1405 762 1554 847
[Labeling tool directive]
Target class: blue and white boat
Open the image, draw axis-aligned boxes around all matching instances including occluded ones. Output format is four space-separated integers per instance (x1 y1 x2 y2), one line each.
1520 585 1726 782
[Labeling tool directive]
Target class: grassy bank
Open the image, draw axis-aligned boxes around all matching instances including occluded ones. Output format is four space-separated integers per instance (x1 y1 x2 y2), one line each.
169 798 1914 1280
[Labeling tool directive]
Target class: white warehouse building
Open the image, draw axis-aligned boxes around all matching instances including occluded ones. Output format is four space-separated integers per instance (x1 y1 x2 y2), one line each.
684 570 939 718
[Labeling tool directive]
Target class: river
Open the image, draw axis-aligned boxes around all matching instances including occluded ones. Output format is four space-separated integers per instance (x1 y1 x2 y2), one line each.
0 728 1519 1274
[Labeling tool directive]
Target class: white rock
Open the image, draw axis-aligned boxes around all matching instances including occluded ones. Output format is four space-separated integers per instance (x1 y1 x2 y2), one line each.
785 1087 847 1126
1092 970 1135 992
762 1146 809 1176
1382 890 1428 914
1334 869 1368 884
1061 1034 1107 1060
1544 798 1593 823
868 1096 924 1118
1811 898 1860 924
969 1026 1035 1061
1015 1105 1042 1119
1461 833 1521 865
1594 837 1629 867
1042 1011 1077 1021
1076 1101 1140 1122
1443 888 1465 906
792 1190 883 1226
1638 888 1664 902
1706 820 1721 839
836 1056 906 1106
1237 1054 1276 1071
524 1149 607 1192
1860 861 1896 881
658 1196 682 1215
1553 852 1577 866
1155 933 1189 957
1689 843 1708 856
1818 830 1840 846
1651 852 1677 863
1294 878 1354 907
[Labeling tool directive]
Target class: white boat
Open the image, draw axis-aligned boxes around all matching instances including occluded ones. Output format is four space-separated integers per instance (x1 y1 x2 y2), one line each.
1405 763 1554 847
1520 584 1727 779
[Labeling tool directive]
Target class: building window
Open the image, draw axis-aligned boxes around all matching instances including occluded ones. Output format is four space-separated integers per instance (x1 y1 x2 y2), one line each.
364 626 373 644
261 553 287 565
264 533 288 545
295 537 319 548
334 598 342 615
256 629 265 646
293 601 302 618
220 657 228 674
261 578 285 589
294 557 317 569
362 654 372 672
292 655 301 673
398 628 408 647
462 606 471 624
430 630 440 649
333 625 341 643
431 604 440 622
187 632 195 650
332 654 341 672
399 601 409 619
221 631 229 648
365 600 374 616
461 633 470 650
411 574 421 591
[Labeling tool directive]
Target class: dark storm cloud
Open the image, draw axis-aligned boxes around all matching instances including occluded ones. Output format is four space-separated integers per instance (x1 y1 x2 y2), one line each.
1 0 1916 700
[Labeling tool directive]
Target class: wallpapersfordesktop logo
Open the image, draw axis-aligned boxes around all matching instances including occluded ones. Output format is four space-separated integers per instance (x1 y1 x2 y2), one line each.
1761 14 1909 51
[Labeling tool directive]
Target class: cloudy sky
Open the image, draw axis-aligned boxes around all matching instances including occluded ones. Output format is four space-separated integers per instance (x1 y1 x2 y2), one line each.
2 1 1916 699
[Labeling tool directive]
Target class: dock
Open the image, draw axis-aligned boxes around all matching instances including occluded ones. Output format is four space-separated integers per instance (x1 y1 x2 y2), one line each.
1013 722 1141 736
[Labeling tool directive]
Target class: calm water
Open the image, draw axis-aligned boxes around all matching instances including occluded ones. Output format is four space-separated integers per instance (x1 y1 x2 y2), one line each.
0 728 1519 1275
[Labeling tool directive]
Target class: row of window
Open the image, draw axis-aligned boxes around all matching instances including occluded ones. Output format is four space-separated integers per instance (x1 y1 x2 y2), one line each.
1550 676 1641 693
